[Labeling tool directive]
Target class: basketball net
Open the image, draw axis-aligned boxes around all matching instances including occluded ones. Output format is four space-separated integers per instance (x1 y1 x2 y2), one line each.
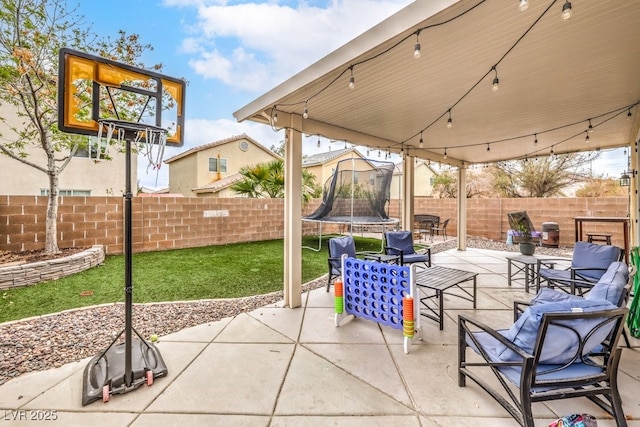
98 120 169 186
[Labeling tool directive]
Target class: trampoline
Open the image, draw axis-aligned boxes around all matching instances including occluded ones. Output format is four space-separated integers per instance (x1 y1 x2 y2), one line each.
303 157 399 250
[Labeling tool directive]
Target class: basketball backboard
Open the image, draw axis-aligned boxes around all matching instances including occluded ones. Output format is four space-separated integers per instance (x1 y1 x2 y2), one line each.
58 48 185 146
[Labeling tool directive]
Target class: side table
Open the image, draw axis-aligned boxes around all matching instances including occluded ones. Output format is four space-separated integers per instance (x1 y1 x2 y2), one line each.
506 255 555 293
363 253 401 264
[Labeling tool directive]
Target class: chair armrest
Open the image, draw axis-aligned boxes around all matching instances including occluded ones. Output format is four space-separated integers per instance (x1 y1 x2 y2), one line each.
458 314 531 360
513 300 532 321
384 245 405 265
536 256 572 266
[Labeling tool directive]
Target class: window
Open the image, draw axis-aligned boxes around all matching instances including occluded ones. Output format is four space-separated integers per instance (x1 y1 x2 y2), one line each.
40 189 91 196
209 157 228 173
74 137 108 159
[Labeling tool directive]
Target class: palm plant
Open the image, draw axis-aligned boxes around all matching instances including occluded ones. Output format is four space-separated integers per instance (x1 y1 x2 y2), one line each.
231 159 320 202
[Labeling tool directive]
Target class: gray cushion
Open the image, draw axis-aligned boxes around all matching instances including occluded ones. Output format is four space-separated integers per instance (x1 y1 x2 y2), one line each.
585 261 628 305
496 298 617 364
570 241 621 280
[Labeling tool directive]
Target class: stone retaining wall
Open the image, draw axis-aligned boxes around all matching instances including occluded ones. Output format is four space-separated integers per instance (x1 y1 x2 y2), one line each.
0 245 105 289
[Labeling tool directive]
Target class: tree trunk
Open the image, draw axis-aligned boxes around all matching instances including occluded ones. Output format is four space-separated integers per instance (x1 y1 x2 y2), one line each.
44 160 60 255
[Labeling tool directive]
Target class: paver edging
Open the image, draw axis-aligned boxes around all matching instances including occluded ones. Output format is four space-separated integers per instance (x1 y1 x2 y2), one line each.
0 245 105 290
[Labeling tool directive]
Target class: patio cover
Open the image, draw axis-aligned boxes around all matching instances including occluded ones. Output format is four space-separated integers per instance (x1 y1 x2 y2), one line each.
234 0 640 306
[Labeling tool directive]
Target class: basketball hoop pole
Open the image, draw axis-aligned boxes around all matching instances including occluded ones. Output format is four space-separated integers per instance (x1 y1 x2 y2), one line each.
124 137 134 387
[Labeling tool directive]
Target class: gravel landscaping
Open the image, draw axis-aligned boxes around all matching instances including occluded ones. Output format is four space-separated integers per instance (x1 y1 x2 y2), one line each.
0 237 572 386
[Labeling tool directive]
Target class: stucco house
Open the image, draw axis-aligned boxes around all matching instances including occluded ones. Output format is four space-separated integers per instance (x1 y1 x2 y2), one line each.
391 160 438 199
302 148 368 188
0 103 131 196
164 134 281 197
303 148 436 198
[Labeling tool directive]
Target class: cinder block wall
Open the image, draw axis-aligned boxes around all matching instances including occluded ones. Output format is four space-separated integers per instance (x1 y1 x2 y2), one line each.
411 197 629 248
0 195 630 253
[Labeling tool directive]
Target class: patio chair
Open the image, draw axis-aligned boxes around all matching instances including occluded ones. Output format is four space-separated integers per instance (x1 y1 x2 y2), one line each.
326 235 372 292
536 241 623 294
384 230 431 268
517 261 634 347
430 218 450 242
507 211 542 245
458 300 629 427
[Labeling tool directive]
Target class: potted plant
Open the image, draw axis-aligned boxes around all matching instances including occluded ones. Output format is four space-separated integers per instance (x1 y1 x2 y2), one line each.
516 222 536 255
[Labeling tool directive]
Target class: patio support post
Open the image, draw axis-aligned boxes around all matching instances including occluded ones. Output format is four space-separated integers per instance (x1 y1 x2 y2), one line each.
402 154 415 231
284 124 303 308
457 165 467 250
632 138 639 248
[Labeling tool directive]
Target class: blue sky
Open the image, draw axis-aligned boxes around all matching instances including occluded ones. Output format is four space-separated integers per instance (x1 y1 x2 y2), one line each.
77 0 628 189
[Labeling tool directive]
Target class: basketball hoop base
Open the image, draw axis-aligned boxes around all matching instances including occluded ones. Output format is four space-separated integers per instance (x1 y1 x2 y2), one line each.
81 335 167 406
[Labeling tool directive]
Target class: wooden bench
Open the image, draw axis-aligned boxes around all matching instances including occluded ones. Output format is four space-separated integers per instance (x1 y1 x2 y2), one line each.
587 233 612 245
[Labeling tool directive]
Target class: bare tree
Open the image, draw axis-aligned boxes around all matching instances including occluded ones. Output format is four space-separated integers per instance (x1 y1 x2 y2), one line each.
432 152 599 198
492 153 598 197
0 0 158 253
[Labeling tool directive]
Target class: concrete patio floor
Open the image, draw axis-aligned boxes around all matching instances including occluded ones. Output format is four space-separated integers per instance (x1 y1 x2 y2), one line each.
1 247 639 426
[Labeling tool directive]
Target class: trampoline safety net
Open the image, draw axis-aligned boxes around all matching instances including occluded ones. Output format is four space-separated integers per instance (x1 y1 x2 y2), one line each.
304 157 396 224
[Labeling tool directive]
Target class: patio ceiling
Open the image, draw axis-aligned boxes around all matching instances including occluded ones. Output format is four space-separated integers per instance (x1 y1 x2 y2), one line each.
234 0 640 168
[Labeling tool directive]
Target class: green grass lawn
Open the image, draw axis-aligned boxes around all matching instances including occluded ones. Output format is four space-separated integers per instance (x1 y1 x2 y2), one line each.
0 236 382 323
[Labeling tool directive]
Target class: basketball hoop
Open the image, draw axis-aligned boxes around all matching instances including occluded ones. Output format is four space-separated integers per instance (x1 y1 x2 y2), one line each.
98 119 169 183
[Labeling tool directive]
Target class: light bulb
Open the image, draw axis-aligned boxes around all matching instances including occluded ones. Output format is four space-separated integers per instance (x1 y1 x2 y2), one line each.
585 134 590 144
487 144 490 152
561 1 572 20
443 148 447 159
303 106 308 119
273 112 278 123
349 76 355 90
534 134 538 144
518 0 528 12
317 138 321 148
588 120 594 133
413 43 421 59
419 135 424 148
628 109 633 121
492 76 499 91
446 117 452 129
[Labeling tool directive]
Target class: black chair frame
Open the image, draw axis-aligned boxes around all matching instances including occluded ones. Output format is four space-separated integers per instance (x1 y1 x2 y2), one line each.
458 308 629 427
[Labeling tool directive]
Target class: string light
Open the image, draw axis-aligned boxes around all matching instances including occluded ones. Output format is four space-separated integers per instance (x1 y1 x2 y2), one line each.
419 132 424 148
303 101 309 119
587 119 594 133
443 148 447 159
349 67 355 90
491 66 499 91
317 136 321 148
366 147 370 156
561 0 572 20
273 111 278 124
628 109 633 120
378 150 381 158
413 32 421 59
447 110 453 128
518 0 529 12
585 132 590 143
534 133 538 144
486 143 490 152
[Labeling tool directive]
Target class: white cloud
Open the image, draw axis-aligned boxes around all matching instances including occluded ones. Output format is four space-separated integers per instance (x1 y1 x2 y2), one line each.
181 0 412 91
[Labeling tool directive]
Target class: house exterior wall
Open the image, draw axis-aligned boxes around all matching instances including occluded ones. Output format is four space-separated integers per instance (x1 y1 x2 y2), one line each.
390 162 435 199
167 136 280 197
168 155 198 196
0 103 131 196
0 195 630 254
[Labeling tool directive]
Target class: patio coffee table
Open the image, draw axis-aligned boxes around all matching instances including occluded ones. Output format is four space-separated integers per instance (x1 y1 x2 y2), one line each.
415 266 477 330
363 253 401 264
506 255 556 293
